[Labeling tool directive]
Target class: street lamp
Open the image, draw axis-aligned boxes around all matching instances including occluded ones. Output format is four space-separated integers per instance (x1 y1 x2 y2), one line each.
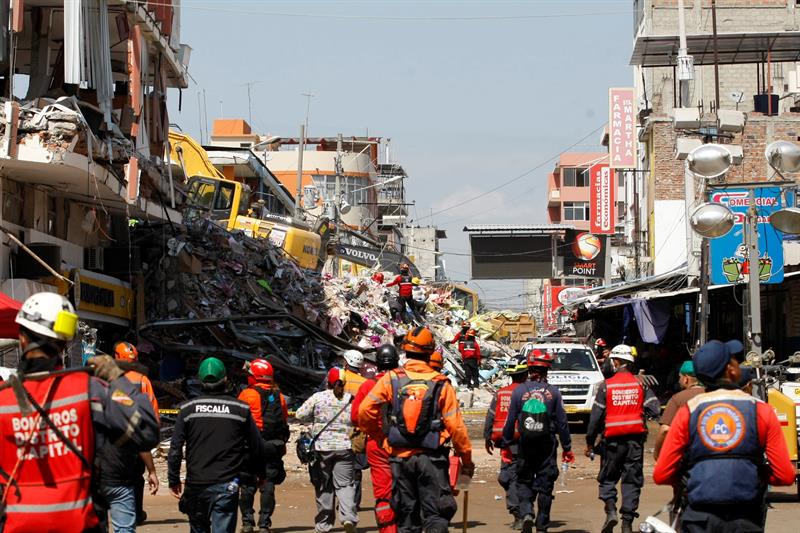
766 140 800 234
689 202 735 238
687 143 732 179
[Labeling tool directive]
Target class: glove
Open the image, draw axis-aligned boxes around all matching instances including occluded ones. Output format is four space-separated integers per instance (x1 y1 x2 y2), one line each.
460 460 475 479
88 355 124 382
500 448 514 463
484 439 494 455
562 450 575 464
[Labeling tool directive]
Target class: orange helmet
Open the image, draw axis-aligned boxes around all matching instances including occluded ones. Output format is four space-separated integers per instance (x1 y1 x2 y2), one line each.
429 349 444 371
114 341 138 362
527 349 553 369
401 326 436 356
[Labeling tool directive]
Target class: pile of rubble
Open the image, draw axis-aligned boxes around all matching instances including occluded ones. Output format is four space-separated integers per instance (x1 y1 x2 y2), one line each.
136 218 521 406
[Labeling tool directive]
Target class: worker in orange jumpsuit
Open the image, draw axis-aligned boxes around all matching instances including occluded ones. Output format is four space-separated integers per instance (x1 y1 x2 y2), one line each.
654 340 795 532
238 359 290 532
113 341 160 525
359 326 474 533
351 344 400 533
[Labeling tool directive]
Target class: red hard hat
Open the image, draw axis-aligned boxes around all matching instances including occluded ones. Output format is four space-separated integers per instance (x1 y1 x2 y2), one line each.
372 272 385 283
595 338 607 347
527 349 553 369
248 358 274 381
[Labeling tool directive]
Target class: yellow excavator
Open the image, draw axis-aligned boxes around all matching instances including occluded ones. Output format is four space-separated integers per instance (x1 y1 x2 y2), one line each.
168 131 323 270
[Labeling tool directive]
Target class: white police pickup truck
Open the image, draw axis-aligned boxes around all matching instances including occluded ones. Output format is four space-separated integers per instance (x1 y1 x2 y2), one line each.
519 339 604 425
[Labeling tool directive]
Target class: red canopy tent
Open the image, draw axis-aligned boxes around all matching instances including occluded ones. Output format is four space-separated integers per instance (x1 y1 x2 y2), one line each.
0 292 22 339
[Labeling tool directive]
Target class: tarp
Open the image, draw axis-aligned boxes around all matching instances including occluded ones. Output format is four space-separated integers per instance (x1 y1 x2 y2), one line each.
0 291 21 339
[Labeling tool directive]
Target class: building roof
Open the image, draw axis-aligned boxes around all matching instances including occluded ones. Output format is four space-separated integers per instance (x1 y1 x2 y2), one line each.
557 152 608 167
631 31 800 67
463 224 573 234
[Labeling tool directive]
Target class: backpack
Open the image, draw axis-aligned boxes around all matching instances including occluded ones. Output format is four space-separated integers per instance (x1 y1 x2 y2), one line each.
519 393 550 443
385 369 445 450
255 387 290 442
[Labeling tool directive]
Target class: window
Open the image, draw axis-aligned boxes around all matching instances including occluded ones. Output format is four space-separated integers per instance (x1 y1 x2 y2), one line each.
214 183 235 211
563 167 590 187
188 180 217 209
563 201 590 221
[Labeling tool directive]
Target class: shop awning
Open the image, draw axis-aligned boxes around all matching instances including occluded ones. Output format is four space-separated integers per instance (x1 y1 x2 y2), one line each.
0 292 22 339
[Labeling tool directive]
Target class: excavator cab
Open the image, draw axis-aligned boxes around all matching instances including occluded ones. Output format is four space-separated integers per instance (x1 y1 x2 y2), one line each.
185 176 248 227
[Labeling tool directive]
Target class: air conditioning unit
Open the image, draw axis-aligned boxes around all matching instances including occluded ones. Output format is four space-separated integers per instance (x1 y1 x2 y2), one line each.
674 108 701 130
84 247 105 271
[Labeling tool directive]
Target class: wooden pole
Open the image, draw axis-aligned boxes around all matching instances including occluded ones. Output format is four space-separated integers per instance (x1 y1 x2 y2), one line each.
462 490 469 533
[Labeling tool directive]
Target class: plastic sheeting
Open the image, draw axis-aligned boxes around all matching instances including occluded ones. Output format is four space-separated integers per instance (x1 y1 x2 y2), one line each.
631 300 671 344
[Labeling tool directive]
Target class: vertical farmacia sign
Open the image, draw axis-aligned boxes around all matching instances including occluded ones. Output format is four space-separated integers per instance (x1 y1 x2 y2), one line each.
608 88 637 169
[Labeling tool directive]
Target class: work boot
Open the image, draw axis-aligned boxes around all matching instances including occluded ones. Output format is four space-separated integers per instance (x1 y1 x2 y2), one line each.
240 526 255 533
521 514 535 533
621 519 634 533
601 501 618 533
343 521 357 533
510 516 523 530
258 528 272 533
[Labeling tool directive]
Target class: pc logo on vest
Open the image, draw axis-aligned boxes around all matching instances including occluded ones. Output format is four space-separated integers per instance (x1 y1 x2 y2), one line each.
698 403 745 452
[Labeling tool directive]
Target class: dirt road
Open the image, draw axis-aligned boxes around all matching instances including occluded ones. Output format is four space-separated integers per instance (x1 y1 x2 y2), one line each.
141 419 800 532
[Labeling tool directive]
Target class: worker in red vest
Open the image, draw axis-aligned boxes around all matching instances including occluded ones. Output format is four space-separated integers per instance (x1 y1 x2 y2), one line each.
456 329 481 389
351 344 400 533
0 292 159 533
585 345 660 533
483 358 529 529
386 263 415 323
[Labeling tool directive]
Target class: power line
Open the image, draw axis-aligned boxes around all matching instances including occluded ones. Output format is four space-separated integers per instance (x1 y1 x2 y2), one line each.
412 123 606 222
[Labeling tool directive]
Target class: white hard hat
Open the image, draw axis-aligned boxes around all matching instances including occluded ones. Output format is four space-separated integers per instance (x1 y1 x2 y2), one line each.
610 344 635 363
15 292 78 341
343 349 364 369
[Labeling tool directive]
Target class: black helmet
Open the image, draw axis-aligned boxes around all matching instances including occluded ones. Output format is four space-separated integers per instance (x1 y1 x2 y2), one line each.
376 344 399 371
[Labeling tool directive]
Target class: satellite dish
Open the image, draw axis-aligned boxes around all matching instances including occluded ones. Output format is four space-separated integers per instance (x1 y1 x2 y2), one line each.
690 202 735 238
765 140 800 174
727 91 744 103
687 144 732 179
770 207 800 235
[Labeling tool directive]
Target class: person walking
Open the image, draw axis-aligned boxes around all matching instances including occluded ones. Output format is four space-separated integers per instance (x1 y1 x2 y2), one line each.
654 339 795 532
0 292 159 533
168 357 274 533
359 326 474 533
351 344 401 533
456 329 481 390
296 368 359 533
585 344 660 533
654 360 704 460
112 341 160 526
502 350 573 533
483 358 530 529
237 359 290 533
386 263 415 323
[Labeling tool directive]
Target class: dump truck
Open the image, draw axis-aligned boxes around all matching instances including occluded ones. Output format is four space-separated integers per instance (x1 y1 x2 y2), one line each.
169 131 323 270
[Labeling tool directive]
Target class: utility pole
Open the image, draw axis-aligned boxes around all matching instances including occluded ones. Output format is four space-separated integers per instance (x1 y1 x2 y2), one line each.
676 0 693 107
711 0 721 111
746 188 762 357
302 92 315 135
243 81 259 125
335 133 343 228
295 124 306 214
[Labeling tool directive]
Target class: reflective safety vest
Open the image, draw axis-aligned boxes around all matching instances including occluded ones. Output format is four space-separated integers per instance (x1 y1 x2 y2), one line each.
397 275 413 298
458 339 479 360
686 390 762 505
344 369 367 397
490 382 522 444
0 372 97 533
604 371 646 438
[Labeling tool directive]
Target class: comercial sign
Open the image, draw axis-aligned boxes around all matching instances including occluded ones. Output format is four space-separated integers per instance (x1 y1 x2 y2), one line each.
335 244 420 277
589 164 616 234
709 187 784 285
562 231 606 279
608 88 637 169
544 285 589 332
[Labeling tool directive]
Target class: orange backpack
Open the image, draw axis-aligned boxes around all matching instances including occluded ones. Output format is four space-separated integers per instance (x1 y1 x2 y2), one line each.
385 368 445 450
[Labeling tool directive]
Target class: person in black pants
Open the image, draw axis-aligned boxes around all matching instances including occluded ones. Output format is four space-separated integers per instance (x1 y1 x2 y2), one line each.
168 357 279 533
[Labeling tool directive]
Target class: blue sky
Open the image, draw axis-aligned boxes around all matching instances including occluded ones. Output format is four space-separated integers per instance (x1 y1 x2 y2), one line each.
166 1 636 310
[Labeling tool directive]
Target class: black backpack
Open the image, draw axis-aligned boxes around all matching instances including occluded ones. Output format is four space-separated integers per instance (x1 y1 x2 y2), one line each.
255 387 290 442
519 389 550 444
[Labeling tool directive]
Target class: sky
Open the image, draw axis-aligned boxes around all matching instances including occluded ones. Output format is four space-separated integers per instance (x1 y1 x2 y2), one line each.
165 0 637 311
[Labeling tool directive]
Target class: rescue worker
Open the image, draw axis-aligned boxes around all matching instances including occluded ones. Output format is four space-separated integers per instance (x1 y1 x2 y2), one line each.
585 344 660 533
503 350 573 533
351 344 401 533
0 292 159 533
168 357 274 533
429 349 444 373
359 326 474 533
449 321 471 345
654 361 704 460
112 341 160 526
654 339 795 532
237 359 290 533
594 339 608 365
456 329 481 390
483 358 530 529
386 263 415 323
296 368 359 533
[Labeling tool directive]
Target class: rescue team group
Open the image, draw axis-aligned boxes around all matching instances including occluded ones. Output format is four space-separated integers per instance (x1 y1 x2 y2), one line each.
0 292 795 533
